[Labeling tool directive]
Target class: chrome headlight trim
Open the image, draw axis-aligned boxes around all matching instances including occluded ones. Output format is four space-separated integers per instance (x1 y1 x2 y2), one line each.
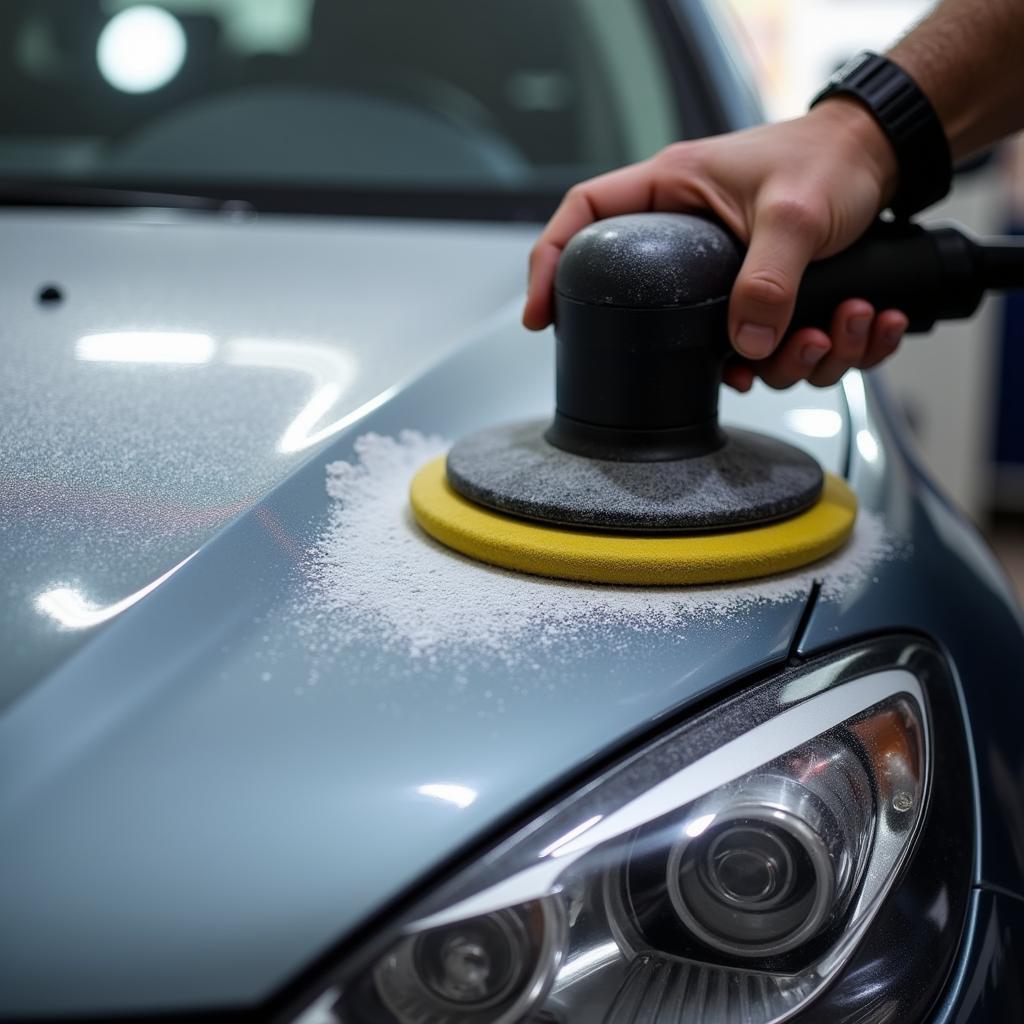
410 668 924 934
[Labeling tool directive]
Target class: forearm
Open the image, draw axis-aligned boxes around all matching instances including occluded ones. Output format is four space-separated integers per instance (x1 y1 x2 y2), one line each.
889 0 1024 160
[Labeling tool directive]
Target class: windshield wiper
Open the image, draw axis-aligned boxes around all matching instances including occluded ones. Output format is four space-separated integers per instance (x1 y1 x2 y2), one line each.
0 181 253 212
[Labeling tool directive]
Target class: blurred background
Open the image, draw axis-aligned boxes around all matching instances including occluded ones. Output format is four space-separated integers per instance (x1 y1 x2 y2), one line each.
725 0 1024 600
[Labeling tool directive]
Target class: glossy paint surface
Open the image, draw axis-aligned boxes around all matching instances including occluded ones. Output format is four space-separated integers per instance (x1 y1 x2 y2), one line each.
934 888 1024 1023
0 206 849 1016
0 208 535 709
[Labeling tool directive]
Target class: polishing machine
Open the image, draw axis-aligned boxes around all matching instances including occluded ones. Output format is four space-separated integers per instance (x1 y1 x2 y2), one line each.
412 214 1024 585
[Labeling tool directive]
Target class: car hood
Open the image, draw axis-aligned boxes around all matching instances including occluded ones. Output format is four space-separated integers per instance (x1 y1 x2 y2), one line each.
0 209 849 1016
0 208 536 709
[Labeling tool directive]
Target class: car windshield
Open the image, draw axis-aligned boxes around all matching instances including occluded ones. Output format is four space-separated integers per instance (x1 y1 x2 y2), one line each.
0 0 694 214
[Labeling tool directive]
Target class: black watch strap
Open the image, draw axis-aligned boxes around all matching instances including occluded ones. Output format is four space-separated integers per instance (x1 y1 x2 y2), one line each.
811 51 953 219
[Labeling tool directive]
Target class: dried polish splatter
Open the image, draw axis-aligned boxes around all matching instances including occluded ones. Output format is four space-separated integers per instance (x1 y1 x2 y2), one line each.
302 432 898 662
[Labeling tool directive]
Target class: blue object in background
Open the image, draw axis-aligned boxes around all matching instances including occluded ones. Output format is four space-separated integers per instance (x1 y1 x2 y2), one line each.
995 221 1024 468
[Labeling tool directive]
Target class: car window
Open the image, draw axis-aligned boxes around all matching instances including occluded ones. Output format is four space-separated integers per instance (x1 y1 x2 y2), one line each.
0 0 687 206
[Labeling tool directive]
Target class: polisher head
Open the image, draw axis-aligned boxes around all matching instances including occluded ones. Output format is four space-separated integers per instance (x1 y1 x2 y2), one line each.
410 212 857 585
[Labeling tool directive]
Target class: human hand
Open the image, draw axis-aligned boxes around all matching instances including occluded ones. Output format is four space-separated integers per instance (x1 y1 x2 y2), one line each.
523 98 911 391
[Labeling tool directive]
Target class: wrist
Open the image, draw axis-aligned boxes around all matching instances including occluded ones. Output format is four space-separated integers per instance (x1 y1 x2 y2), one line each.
808 97 900 207
810 52 952 218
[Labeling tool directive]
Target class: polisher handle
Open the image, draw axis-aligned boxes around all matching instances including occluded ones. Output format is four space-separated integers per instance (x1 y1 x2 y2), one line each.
547 212 1024 464
791 221 1024 334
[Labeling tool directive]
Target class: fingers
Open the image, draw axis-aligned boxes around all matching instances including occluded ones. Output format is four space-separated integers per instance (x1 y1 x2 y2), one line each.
723 361 756 393
755 327 831 389
860 309 909 368
523 244 562 332
728 197 825 359
523 163 657 330
805 301 907 386
732 301 908 392
806 299 874 387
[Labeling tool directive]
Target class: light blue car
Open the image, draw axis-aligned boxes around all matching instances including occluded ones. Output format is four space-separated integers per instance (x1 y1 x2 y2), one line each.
1 2 1022 1022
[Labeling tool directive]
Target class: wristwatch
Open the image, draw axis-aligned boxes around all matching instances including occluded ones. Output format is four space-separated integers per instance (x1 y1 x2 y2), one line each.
811 51 953 219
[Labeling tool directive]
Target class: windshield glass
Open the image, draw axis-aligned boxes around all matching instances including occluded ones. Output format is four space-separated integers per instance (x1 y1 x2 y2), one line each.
0 0 691 209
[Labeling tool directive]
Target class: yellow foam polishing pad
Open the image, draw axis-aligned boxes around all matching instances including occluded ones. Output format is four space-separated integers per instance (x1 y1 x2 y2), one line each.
409 456 857 586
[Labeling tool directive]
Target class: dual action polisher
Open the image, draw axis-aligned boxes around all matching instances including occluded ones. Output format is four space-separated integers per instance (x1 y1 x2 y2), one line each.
411 214 1024 586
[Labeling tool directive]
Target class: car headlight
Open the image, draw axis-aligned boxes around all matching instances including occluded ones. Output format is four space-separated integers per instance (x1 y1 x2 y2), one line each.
288 640 972 1024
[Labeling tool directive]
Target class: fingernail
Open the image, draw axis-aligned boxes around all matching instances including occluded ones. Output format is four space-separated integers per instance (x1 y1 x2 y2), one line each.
800 343 828 367
735 323 775 359
883 326 904 347
848 314 871 339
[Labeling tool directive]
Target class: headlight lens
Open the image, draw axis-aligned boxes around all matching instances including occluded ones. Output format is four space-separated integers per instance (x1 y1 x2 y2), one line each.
373 900 565 1024
292 642 960 1024
659 734 874 959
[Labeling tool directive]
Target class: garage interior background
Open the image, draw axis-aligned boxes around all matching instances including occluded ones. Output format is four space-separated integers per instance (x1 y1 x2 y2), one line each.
726 0 1024 600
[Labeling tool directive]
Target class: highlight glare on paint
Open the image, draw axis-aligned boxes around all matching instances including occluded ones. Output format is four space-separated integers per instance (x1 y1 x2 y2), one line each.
224 339 359 453
97 6 187 93
416 784 478 809
36 553 196 630
784 408 843 439
77 332 215 364
856 429 880 463
75 332 366 454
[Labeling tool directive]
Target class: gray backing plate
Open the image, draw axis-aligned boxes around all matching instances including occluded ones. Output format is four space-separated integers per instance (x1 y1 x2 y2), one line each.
446 419 824 532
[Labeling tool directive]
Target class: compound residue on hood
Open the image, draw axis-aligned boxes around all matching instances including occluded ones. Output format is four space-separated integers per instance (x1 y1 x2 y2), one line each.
300 432 898 664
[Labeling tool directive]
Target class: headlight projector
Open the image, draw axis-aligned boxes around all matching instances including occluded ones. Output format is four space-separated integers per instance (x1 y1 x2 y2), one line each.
411 213 1024 585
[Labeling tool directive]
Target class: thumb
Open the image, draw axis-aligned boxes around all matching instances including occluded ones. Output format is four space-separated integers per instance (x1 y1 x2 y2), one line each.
729 199 822 359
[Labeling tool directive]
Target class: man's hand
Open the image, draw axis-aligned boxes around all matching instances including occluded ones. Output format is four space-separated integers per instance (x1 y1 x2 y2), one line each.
523 99 910 391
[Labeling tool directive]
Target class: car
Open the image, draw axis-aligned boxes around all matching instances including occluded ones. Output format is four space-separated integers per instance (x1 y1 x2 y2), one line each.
1 1 1023 1022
